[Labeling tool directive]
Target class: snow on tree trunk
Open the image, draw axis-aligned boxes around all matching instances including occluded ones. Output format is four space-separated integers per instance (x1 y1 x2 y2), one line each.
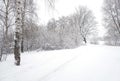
14 0 23 66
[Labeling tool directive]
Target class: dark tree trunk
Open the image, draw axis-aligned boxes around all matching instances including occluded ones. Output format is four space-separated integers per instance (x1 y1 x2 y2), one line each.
0 48 3 61
21 38 24 52
83 37 87 44
14 0 23 66
21 0 26 53
14 32 21 65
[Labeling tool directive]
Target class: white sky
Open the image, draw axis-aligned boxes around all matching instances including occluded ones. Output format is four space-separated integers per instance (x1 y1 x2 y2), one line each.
36 0 105 37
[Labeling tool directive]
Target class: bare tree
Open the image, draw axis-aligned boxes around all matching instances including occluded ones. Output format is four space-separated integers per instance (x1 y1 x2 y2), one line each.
0 0 14 61
21 0 37 52
103 0 120 45
21 0 26 53
0 0 14 38
74 6 97 44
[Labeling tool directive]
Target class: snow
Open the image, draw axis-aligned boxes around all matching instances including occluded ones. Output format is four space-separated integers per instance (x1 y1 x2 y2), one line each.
0 45 120 81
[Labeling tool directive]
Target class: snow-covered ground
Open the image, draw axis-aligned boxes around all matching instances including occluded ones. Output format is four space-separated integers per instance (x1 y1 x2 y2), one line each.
0 45 120 81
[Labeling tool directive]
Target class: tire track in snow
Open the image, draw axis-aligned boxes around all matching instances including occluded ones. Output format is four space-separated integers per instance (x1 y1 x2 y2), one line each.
38 53 80 81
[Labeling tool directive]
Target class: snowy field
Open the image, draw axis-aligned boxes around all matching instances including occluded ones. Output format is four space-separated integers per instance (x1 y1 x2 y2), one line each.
0 45 120 81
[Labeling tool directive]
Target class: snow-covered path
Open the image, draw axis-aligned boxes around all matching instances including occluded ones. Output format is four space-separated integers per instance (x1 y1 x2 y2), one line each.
0 45 120 81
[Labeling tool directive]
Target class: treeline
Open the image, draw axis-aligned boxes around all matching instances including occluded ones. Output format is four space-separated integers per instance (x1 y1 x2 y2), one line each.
21 6 97 51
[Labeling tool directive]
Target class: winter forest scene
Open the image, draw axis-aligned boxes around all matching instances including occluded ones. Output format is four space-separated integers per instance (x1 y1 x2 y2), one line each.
0 0 120 81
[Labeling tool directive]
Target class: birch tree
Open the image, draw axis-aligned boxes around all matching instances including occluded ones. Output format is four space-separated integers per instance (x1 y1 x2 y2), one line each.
14 0 23 65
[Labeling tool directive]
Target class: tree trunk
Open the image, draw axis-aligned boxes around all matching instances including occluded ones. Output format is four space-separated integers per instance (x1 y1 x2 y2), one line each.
21 0 26 53
14 0 23 66
21 38 24 52
83 37 87 44
0 48 3 61
14 32 21 65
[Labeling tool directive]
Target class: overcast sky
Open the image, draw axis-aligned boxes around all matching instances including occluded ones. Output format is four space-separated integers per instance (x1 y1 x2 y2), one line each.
36 0 105 37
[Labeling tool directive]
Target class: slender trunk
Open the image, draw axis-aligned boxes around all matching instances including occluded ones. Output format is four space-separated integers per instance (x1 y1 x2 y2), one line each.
5 13 8 54
0 48 3 61
21 38 24 52
21 17 24 52
4 0 9 55
83 37 87 44
21 0 26 53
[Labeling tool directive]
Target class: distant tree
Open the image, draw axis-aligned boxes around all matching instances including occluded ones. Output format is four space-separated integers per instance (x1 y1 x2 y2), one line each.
74 6 97 44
